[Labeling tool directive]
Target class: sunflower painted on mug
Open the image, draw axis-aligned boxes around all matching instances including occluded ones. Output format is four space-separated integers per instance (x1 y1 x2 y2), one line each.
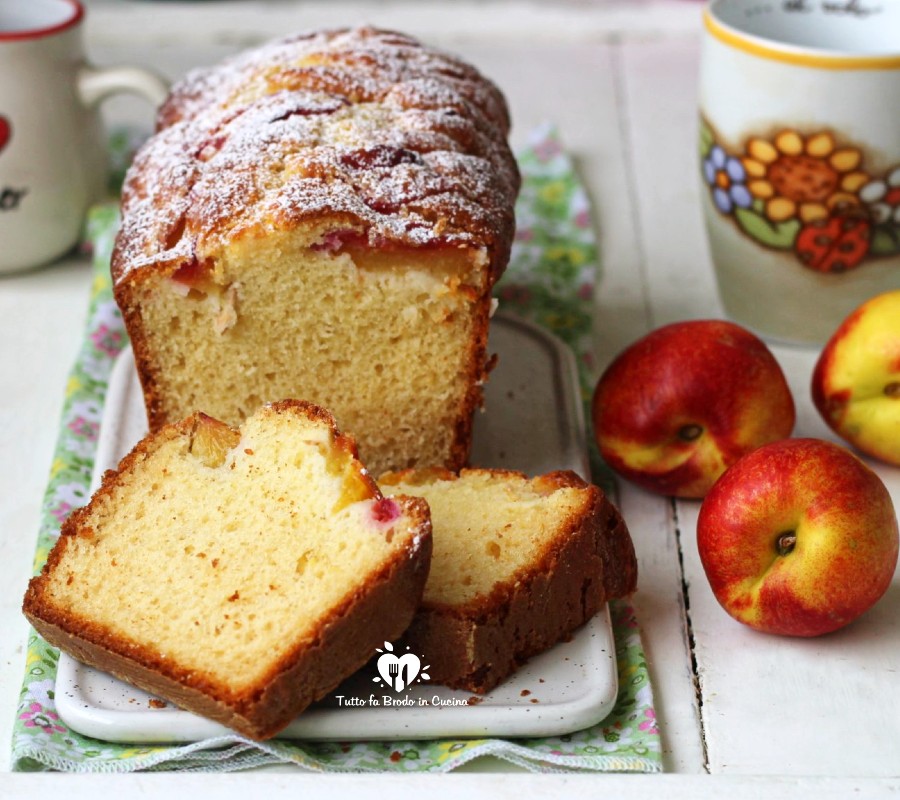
700 119 900 274
742 130 866 223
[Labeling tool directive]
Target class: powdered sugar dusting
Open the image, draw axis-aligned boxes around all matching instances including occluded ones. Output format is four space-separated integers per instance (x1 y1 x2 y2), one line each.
112 27 519 285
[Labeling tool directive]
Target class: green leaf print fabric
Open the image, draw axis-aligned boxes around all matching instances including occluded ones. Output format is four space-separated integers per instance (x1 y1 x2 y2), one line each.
11 125 662 773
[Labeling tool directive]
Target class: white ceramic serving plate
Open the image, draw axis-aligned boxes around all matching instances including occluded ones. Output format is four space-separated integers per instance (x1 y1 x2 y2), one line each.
54 312 619 743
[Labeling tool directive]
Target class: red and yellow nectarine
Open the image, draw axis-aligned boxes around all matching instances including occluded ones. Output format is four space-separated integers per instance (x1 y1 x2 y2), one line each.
697 438 898 637
812 290 900 466
592 320 795 498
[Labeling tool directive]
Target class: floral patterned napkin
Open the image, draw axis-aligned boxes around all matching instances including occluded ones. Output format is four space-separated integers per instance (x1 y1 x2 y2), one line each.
11 125 661 773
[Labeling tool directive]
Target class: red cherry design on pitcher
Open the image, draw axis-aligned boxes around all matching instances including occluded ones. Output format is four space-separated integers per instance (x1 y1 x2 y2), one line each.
0 116 10 155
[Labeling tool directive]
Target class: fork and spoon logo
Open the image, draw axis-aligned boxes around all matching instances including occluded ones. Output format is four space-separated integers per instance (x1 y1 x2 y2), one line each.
374 642 430 692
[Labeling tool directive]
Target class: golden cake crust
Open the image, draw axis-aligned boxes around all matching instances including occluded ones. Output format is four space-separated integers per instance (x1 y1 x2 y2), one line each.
111 26 520 288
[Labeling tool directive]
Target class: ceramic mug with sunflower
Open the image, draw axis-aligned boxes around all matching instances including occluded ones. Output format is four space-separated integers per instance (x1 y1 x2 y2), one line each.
699 0 900 345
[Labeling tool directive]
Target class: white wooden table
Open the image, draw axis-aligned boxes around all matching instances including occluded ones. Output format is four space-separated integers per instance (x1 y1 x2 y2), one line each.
1 2 897 797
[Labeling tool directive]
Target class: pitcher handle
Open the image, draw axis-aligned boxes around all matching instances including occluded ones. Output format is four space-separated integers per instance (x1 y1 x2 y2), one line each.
77 64 170 108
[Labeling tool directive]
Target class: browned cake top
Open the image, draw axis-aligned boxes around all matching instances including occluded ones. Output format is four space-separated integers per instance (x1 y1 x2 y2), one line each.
112 27 520 286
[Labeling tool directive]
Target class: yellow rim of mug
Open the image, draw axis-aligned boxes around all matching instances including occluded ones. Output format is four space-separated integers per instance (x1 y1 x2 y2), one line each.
703 8 900 70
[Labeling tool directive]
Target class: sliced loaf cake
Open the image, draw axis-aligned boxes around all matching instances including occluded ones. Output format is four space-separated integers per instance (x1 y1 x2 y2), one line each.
112 27 520 475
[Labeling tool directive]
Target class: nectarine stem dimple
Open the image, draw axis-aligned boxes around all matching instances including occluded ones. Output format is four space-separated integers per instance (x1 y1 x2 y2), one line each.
776 532 797 556
885 382 900 398
677 424 703 442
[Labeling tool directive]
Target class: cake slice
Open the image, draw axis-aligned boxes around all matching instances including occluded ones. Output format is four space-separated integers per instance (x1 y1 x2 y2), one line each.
377 468 637 693
23 400 432 740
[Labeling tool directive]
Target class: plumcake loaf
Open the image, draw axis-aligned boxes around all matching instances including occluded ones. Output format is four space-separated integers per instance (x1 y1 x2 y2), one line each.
112 27 520 475
23 400 432 740
378 468 637 693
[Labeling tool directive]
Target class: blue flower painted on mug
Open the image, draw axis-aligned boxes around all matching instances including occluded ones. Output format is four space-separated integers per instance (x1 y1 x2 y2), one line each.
703 145 753 214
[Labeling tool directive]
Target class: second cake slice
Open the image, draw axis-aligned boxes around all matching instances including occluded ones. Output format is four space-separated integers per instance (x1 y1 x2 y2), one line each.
377 468 637 693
